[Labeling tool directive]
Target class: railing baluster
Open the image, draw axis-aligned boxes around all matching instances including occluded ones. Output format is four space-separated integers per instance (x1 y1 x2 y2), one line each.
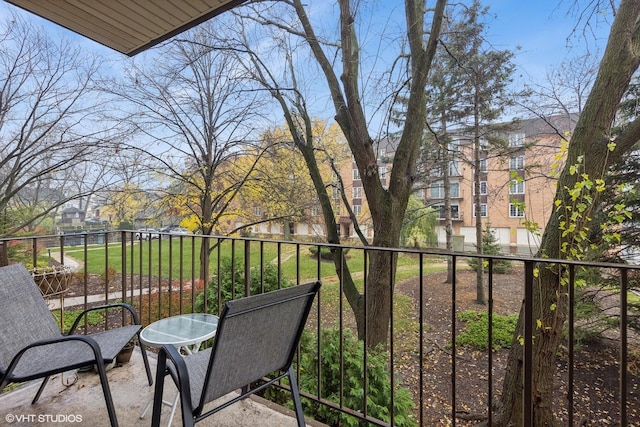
389 250 395 426
419 253 424 427
488 258 494 426
620 267 628 425
451 254 457 426
568 264 575 425
524 260 534 427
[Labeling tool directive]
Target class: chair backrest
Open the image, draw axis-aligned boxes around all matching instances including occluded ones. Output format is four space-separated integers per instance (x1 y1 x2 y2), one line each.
0 264 62 373
199 281 321 406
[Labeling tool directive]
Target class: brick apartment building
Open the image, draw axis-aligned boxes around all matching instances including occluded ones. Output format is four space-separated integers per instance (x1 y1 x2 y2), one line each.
422 115 577 254
245 115 576 254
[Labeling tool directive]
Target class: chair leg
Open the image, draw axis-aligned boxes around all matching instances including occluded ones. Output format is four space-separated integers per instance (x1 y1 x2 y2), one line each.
138 335 153 386
287 366 306 427
151 353 167 427
32 376 50 404
179 384 195 427
95 361 119 427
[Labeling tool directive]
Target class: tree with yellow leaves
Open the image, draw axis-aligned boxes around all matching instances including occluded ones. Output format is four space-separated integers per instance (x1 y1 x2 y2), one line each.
237 120 348 239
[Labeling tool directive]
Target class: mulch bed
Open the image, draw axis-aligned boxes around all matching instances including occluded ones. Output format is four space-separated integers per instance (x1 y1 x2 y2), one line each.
395 268 639 426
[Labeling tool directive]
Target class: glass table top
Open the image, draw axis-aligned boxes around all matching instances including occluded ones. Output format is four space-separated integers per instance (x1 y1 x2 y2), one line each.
140 313 219 347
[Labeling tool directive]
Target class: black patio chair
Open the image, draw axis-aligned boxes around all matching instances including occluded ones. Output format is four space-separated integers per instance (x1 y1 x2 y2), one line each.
151 280 322 427
0 264 152 427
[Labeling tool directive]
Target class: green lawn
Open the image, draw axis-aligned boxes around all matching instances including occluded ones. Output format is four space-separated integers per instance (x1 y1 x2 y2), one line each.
53 239 447 285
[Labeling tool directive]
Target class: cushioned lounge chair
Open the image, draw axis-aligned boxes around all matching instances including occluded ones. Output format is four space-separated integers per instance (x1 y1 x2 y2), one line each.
151 281 321 427
0 264 152 427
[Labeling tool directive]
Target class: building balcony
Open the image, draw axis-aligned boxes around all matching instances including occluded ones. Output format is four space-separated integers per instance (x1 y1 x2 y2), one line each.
0 231 638 426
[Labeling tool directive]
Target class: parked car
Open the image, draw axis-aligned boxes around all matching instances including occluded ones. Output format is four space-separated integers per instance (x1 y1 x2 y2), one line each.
169 227 189 235
135 228 159 240
158 226 189 237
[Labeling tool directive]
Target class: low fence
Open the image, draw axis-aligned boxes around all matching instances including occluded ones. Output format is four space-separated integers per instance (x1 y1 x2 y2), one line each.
1 230 638 426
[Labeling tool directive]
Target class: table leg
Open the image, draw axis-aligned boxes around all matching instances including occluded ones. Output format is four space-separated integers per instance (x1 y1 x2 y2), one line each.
181 340 205 355
166 392 180 426
140 392 180 427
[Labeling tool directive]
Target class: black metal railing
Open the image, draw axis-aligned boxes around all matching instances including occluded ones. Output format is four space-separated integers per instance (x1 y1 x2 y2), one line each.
1 230 638 426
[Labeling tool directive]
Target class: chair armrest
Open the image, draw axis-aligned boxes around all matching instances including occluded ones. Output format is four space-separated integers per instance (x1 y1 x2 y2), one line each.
152 344 192 425
157 345 192 398
5 335 103 380
67 302 141 334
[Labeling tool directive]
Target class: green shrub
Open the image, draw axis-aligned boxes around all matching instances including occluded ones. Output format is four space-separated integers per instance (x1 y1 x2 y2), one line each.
194 258 289 314
5 240 49 269
267 328 417 427
467 226 512 274
456 310 518 351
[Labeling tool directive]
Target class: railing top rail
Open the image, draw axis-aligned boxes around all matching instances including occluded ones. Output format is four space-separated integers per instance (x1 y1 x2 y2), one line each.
2 231 639 271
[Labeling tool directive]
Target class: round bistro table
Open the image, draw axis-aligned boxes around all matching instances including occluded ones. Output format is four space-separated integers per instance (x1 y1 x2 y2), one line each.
139 313 219 426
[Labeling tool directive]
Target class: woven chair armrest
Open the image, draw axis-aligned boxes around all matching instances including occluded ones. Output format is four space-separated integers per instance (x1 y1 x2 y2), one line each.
158 344 190 396
68 302 141 334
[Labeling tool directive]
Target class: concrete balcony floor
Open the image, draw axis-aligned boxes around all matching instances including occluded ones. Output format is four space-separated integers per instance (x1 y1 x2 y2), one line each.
0 348 317 427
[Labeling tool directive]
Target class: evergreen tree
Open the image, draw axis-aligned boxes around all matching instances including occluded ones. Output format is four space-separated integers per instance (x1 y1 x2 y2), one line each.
467 225 512 274
426 1 517 302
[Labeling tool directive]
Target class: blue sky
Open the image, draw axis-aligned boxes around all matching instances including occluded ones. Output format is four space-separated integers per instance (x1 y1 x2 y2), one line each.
0 1 614 87
485 1 613 83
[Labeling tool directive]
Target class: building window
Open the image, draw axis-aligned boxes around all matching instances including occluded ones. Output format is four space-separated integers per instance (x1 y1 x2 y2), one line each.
379 166 387 179
509 132 525 147
434 204 460 220
430 182 459 198
509 203 525 217
430 165 443 177
479 158 488 172
510 155 524 170
450 160 461 176
450 182 460 197
311 206 319 216
431 160 461 177
473 203 488 217
474 181 488 195
353 168 361 180
353 186 362 199
332 187 341 200
353 205 362 215
430 183 444 198
254 206 261 217
509 179 525 194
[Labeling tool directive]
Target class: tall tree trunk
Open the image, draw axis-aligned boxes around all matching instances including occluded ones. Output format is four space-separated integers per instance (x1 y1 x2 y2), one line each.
200 192 214 283
441 118 454 284
495 264 568 426
473 123 485 304
473 75 487 304
492 2 640 423
289 0 447 348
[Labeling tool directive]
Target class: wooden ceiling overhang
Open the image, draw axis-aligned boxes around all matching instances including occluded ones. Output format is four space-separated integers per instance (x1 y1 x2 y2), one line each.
5 0 248 56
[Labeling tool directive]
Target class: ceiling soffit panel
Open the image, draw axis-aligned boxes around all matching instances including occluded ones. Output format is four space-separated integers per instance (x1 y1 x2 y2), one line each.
5 0 248 56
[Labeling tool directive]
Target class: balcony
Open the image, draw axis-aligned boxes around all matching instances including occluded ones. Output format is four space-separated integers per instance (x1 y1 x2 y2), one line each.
0 346 310 426
0 231 638 426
